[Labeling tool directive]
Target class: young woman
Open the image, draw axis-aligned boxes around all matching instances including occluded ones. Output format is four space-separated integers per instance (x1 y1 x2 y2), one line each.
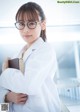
0 2 61 112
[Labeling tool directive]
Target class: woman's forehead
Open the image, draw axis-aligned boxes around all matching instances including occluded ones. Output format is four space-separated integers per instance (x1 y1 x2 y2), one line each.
17 11 40 21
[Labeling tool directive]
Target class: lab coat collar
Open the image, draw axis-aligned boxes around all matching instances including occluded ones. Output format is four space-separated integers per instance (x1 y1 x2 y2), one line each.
29 37 44 50
23 37 45 62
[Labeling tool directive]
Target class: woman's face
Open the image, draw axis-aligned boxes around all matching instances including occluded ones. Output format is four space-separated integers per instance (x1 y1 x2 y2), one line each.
18 15 45 46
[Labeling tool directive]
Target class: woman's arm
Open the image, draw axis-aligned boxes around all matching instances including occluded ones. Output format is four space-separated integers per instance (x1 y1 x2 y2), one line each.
0 86 28 104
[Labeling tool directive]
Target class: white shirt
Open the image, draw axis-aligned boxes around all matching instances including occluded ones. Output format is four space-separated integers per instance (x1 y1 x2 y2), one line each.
0 38 61 112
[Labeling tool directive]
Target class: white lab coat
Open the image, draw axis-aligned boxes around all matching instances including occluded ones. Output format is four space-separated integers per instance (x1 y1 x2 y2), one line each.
0 38 61 112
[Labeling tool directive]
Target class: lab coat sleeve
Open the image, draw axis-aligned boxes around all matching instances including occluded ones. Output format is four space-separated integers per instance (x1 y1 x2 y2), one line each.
0 86 9 103
0 86 14 112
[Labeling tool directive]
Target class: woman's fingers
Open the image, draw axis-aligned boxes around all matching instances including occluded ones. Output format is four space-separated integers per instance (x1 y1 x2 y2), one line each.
2 57 11 72
19 93 28 97
19 97 28 104
17 93 28 104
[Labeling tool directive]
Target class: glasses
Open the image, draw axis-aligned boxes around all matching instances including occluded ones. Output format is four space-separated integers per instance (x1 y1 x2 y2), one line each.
15 21 40 30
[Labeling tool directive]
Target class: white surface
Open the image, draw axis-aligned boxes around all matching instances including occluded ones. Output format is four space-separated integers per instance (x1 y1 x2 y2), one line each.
68 105 80 112
60 96 80 112
56 78 80 88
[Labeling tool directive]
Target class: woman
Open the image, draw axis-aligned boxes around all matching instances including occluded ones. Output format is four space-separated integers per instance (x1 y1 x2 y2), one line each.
0 2 61 112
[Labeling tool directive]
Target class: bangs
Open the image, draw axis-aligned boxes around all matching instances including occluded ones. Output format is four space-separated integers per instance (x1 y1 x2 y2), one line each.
16 8 40 22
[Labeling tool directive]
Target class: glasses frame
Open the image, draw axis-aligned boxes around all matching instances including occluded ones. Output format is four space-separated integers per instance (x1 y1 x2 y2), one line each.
14 21 40 30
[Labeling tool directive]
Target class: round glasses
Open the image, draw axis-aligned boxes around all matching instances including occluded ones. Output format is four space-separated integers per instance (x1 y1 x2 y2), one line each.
15 21 38 30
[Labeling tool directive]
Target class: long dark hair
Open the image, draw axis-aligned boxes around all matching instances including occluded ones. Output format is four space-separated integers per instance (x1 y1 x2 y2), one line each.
15 2 46 42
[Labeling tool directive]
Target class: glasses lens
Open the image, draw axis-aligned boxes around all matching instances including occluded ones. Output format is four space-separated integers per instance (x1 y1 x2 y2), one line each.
27 21 37 29
15 21 37 30
15 22 25 30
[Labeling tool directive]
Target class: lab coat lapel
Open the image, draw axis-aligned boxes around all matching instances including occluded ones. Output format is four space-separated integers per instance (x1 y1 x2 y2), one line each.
23 37 44 62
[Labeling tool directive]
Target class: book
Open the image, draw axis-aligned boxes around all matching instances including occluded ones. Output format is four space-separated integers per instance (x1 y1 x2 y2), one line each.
8 58 19 69
8 58 24 74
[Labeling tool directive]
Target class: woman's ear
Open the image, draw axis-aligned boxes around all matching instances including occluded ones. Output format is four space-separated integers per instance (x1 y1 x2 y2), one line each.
41 20 46 30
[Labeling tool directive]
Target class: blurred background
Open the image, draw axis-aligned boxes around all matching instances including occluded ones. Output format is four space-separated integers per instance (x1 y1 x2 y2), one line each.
0 0 80 111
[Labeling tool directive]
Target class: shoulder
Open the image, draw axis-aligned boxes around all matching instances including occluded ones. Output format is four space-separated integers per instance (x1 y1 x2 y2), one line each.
35 42 57 60
40 42 56 56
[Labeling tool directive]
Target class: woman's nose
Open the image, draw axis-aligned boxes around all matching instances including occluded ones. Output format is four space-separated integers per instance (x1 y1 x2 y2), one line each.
23 25 29 32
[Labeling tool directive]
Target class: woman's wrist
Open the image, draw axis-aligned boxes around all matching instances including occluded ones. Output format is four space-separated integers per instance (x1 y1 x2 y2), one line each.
4 94 9 102
4 92 11 103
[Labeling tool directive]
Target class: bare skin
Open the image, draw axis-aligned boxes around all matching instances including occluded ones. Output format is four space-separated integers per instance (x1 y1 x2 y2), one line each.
5 91 28 104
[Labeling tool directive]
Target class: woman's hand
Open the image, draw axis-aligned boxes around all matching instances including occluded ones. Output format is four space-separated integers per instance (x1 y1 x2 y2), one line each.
5 91 28 104
2 57 11 72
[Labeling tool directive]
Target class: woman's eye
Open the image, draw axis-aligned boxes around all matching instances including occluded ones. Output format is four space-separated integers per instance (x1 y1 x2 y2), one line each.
19 22 24 26
29 22 35 26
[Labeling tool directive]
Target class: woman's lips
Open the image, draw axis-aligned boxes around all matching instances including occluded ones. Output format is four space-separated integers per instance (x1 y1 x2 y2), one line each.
24 35 32 39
